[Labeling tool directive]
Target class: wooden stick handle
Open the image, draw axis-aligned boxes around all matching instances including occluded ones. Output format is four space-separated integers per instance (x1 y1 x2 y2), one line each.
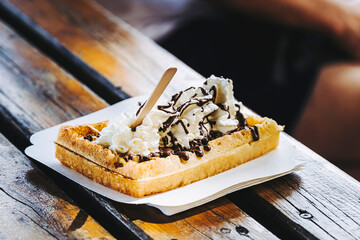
131 67 177 128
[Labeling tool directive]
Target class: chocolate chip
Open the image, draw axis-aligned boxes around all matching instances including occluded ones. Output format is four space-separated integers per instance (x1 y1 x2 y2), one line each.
160 148 174 157
139 156 150 162
194 147 204 157
177 151 189 161
203 145 211 151
114 162 123 168
84 135 93 141
201 137 209 145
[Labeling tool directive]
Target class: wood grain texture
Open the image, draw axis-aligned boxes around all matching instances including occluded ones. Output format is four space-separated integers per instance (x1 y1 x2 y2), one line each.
230 136 360 239
265 136 360 239
0 23 116 240
2 0 360 239
0 20 149 240
0 135 115 240
3 0 203 100
0 16 276 239
116 198 277 240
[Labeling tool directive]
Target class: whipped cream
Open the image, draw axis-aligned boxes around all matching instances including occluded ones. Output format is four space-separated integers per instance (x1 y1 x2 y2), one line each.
95 76 244 156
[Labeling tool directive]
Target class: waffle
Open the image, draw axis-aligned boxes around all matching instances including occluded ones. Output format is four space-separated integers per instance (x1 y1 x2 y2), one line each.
54 116 282 197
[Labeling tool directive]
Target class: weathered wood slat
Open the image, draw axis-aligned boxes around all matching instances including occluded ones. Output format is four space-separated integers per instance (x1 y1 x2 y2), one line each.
229 137 360 239
0 134 114 239
0 0 203 101
117 199 277 239
0 20 150 240
253 137 360 239
0 16 277 239
3 0 360 239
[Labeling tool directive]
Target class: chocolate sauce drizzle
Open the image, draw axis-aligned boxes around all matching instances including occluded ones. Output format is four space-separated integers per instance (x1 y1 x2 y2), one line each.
176 120 189 134
158 103 177 114
209 85 217 101
217 103 230 118
250 125 260 141
177 96 213 116
160 115 176 132
136 101 147 116
124 81 260 162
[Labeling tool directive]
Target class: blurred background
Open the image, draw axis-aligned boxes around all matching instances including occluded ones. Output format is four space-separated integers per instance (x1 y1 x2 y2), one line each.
95 0 360 180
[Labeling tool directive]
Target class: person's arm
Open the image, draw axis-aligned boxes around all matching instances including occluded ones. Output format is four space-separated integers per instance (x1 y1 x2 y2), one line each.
217 0 360 58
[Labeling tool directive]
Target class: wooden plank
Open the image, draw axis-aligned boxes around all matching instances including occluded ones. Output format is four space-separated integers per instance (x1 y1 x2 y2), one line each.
0 0 203 101
0 16 277 239
3 0 360 239
118 198 277 239
229 136 360 239
0 20 149 240
0 133 115 239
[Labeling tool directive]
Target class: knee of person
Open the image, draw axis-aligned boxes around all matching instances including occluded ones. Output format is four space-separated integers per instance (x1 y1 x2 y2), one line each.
316 63 360 113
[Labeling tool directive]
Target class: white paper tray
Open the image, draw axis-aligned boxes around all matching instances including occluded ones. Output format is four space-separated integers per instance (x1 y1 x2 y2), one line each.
25 96 303 215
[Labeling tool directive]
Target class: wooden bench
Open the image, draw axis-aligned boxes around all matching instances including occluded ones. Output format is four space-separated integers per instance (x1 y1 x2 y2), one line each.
0 133 115 239
0 15 274 239
0 0 359 239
